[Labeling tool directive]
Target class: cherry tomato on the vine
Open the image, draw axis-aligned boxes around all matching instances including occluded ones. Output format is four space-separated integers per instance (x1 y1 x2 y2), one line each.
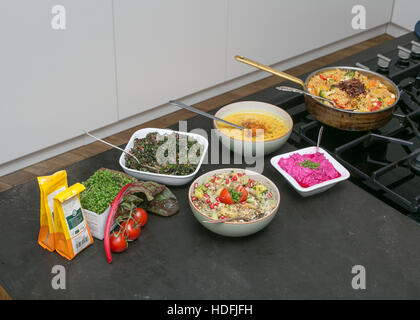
120 218 141 241
132 208 148 227
109 231 128 253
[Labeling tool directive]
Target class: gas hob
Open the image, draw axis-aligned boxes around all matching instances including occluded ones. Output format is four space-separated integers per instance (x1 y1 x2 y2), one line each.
241 32 420 220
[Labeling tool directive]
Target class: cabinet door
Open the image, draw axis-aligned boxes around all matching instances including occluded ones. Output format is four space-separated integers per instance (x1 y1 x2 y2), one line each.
113 0 227 120
0 1 117 164
225 0 394 80
391 0 420 31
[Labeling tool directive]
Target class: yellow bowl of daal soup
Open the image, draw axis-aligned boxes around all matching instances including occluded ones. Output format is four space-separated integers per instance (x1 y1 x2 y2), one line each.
214 101 293 156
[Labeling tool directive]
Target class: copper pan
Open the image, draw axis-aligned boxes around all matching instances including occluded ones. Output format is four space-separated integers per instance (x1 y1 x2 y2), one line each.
235 55 400 131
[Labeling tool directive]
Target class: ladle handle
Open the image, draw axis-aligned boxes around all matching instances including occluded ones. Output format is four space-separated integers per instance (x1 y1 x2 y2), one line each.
235 55 306 89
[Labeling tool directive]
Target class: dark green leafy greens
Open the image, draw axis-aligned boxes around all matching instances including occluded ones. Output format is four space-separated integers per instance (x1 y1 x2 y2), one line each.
125 132 202 176
117 181 179 220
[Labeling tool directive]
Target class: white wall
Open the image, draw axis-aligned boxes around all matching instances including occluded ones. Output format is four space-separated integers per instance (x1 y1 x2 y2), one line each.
113 0 228 120
225 0 394 79
386 0 420 37
0 0 403 176
0 1 117 164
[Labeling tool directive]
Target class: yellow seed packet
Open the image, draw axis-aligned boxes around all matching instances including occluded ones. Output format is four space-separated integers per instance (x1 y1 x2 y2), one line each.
53 183 93 260
37 170 68 252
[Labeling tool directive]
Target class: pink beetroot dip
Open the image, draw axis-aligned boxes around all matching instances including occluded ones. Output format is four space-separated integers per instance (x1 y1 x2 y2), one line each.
278 152 341 188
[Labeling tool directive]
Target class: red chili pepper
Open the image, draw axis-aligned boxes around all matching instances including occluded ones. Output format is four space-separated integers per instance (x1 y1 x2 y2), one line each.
203 193 209 198
104 183 135 263
226 179 229 185
231 175 238 182
206 198 211 204
319 74 328 81
210 203 215 209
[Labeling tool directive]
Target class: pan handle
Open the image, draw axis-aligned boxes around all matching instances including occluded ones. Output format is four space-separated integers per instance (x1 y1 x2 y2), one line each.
235 55 306 89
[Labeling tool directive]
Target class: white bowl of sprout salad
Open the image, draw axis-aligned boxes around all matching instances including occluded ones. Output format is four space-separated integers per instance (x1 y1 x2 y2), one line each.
188 168 280 237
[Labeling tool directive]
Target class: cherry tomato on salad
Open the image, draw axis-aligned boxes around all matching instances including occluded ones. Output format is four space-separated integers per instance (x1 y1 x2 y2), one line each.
219 188 234 204
109 231 128 253
219 187 248 204
236 186 248 202
132 208 148 227
120 218 141 241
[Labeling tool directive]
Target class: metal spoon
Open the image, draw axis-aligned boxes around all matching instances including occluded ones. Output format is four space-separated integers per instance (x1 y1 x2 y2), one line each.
316 126 324 152
276 86 339 107
83 130 159 173
276 86 357 111
169 100 246 130
202 216 252 224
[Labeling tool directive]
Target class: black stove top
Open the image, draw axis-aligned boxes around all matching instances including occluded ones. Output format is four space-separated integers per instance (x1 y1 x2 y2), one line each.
240 32 420 220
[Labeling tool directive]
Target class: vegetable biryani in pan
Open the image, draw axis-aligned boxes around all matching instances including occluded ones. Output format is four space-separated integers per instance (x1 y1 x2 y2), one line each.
307 69 396 112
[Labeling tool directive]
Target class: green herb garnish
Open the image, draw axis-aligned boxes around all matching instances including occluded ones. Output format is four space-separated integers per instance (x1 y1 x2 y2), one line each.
299 160 320 170
80 169 136 214
228 188 243 203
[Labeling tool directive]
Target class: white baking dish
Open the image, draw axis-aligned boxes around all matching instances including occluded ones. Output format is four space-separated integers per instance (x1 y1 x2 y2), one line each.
270 146 350 197
119 128 208 186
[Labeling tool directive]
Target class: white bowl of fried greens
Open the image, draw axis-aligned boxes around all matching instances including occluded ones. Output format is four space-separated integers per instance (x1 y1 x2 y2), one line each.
119 128 208 186
188 168 280 237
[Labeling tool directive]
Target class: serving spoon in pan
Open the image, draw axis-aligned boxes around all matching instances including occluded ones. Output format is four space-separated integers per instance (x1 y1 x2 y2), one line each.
276 86 339 108
276 86 357 111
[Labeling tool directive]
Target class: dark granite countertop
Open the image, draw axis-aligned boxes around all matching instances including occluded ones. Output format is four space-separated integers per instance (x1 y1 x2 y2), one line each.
1 113 420 299
2 32 420 299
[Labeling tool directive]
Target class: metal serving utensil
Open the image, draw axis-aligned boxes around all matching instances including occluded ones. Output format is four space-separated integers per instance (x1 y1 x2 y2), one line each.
316 126 324 152
202 216 252 224
275 86 357 111
83 130 159 172
169 100 246 130
276 86 338 107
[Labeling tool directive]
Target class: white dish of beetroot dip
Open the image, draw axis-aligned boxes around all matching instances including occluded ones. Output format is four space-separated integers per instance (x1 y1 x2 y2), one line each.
270 146 350 197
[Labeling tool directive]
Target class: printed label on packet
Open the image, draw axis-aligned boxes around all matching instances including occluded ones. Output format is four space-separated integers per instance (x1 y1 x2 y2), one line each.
61 195 91 255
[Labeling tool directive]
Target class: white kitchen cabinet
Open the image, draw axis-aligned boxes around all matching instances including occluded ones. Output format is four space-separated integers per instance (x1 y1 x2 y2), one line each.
113 0 228 120
225 0 394 80
0 0 117 164
0 0 399 175
391 0 420 31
